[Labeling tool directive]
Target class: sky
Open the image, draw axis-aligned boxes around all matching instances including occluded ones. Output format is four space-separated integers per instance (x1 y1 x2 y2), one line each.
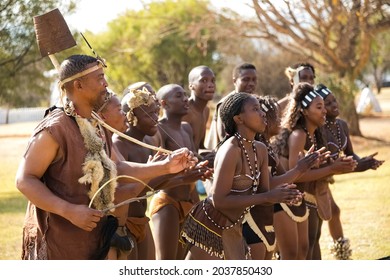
64 0 255 33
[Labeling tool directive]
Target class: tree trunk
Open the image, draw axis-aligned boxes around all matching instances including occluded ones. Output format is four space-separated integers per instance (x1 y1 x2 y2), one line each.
334 83 362 136
340 102 362 136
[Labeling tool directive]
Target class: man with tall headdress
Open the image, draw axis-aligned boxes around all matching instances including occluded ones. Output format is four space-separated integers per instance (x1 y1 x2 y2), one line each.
16 55 197 259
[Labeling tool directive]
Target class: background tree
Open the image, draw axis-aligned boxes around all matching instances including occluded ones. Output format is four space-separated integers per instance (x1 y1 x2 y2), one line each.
0 0 76 108
362 32 390 94
214 39 296 99
231 0 390 135
180 6 297 101
80 0 224 97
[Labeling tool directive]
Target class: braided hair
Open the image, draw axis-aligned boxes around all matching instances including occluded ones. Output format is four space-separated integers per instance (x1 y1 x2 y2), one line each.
217 92 254 150
256 95 279 141
59 55 98 85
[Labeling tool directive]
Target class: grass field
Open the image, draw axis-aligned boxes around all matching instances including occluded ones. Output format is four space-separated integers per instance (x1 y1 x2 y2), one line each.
0 90 389 260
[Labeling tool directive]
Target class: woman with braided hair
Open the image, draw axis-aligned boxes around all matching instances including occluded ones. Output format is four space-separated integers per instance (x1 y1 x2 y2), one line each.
317 83 384 259
181 92 302 260
272 82 357 259
242 96 319 260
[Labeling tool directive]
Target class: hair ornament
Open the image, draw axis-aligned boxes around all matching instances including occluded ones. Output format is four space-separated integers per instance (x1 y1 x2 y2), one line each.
126 87 156 126
301 91 319 108
261 103 269 112
315 84 332 99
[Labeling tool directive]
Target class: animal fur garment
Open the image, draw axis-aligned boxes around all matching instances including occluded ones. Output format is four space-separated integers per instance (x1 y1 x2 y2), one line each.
76 115 117 211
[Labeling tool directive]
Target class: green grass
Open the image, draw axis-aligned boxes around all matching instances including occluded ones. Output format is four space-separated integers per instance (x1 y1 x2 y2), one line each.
0 129 389 260
0 137 28 260
319 139 390 260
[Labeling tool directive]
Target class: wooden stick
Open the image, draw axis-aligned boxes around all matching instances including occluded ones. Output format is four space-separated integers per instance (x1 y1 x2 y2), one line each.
48 54 60 71
88 174 155 209
102 191 157 213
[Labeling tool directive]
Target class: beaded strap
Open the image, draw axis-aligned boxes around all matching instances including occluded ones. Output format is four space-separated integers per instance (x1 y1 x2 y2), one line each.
202 200 250 230
325 119 343 156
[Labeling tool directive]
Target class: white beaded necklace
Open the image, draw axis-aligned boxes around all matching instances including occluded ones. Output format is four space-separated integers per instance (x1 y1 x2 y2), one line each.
234 132 259 194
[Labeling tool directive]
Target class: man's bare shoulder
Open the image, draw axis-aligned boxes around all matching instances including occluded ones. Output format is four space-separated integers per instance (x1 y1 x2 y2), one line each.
181 121 193 135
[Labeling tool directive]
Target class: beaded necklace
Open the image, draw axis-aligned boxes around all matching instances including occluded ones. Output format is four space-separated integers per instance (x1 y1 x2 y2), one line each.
202 132 259 231
325 119 343 156
302 126 317 150
234 132 259 194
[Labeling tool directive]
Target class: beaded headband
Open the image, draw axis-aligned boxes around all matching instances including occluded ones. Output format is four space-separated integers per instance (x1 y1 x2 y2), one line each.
261 103 269 112
59 59 105 88
301 90 320 108
315 84 332 99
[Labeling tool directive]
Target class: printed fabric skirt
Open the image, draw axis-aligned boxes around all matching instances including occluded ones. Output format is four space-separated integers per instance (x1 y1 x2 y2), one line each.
180 197 250 260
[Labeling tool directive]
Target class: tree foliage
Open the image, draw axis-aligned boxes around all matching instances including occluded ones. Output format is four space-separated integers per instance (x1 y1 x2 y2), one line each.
81 0 224 97
0 0 76 107
363 31 390 93
232 0 390 135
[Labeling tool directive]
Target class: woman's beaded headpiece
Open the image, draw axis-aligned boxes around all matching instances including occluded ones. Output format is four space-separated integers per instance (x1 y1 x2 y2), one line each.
315 84 332 100
301 90 320 108
122 86 157 126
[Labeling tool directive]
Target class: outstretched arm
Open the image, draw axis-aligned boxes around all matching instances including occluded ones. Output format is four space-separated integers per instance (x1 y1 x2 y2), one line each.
271 151 319 188
112 146 198 182
288 130 356 182
341 119 384 172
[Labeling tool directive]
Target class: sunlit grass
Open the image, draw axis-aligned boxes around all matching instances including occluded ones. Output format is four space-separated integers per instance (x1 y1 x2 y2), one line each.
319 139 390 260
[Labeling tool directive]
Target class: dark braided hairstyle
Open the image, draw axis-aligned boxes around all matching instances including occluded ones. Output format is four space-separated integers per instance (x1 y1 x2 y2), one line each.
59 55 98 88
272 82 326 156
216 92 254 150
256 95 279 141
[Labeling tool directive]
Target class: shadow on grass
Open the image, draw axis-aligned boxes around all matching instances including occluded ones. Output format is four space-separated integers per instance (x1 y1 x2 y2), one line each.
0 193 27 214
